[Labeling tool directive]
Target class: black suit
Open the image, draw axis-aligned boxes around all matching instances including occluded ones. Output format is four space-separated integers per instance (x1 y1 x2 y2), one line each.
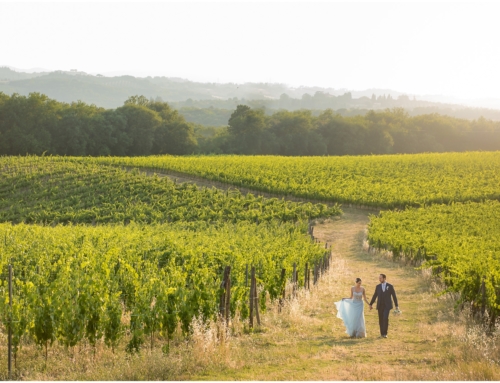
369 282 398 336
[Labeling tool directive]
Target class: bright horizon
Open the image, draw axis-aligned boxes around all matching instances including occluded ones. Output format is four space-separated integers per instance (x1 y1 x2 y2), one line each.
2 1 500 101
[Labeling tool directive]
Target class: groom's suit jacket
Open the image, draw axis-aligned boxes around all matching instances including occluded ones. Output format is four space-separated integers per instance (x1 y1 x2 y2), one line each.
369 283 398 310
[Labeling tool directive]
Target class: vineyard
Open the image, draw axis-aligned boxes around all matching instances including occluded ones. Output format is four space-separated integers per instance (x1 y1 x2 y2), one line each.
0 156 340 224
1 152 500 379
89 151 500 208
0 221 329 364
85 152 500 332
367 200 500 324
0 156 339 374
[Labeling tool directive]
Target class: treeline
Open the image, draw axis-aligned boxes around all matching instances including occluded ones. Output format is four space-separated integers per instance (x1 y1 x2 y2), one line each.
209 105 500 155
180 105 500 127
1 92 500 156
0 93 197 156
174 92 419 113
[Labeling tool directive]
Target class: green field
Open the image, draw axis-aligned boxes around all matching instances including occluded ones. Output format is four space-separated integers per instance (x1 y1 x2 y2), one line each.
1 152 499 379
87 151 500 323
0 220 328 358
0 156 340 224
0 155 337 363
368 200 500 318
90 151 500 208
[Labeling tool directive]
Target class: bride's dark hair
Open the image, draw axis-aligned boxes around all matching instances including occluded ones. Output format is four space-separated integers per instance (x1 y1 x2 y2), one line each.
355 277 361 283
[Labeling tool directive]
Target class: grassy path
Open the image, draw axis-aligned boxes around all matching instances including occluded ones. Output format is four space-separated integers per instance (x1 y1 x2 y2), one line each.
189 207 487 380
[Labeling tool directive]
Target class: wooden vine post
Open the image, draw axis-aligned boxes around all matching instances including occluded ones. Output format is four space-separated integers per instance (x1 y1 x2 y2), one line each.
278 268 286 312
225 267 231 324
249 267 254 328
312 262 316 285
292 263 297 298
219 266 231 325
249 266 260 328
481 276 486 318
314 262 319 285
304 263 309 290
254 268 260 326
8 264 12 380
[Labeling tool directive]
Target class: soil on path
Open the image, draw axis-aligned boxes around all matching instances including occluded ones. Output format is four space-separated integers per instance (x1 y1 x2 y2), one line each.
124 168 476 380
0 167 494 381
190 207 460 381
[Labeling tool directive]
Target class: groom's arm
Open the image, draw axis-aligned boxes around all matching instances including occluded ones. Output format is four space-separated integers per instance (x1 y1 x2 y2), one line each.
391 285 399 308
369 287 378 306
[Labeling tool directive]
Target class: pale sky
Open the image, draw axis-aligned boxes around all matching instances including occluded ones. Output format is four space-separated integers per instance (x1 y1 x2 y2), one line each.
1 1 499 100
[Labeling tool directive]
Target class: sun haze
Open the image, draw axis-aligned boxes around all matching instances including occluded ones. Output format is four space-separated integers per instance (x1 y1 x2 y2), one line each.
1 1 499 101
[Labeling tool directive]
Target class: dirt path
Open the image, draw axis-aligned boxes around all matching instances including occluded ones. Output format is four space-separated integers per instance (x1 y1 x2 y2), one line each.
190 207 461 381
128 169 488 380
2 168 496 381
138 169 463 380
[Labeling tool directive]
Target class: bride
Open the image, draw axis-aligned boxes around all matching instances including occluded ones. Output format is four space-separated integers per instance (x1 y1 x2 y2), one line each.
334 277 369 338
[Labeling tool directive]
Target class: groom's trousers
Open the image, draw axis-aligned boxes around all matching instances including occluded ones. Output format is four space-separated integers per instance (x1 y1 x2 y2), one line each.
377 305 391 336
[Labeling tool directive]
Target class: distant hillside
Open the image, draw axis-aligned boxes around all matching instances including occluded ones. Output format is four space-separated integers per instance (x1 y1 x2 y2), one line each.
1 68 500 124
0 70 316 107
0 67 48 81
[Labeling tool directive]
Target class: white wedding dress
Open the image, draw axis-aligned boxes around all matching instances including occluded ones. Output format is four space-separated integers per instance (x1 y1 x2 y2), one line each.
334 290 367 338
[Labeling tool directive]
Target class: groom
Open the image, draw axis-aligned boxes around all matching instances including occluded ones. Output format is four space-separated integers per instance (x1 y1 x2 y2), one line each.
369 274 399 338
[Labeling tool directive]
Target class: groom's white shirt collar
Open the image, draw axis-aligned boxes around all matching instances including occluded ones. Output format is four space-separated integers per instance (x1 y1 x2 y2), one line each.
382 282 386 291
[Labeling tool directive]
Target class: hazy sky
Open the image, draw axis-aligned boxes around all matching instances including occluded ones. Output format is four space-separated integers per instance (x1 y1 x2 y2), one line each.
1 1 499 100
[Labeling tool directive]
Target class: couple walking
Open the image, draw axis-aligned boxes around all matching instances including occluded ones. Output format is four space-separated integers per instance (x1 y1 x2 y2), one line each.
334 274 399 338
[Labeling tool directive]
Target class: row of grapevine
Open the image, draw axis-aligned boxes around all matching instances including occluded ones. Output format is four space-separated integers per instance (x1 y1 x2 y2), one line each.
0 155 342 365
0 220 328 360
367 200 500 321
0 156 341 225
84 152 500 208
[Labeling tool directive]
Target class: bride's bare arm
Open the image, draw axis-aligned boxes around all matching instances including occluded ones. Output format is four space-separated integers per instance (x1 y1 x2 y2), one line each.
362 288 369 304
349 287 353 299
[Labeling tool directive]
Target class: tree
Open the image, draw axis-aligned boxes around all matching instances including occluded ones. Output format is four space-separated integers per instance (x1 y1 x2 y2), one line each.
0 93 61 155
51 101 103 156
278 93 292 109
227 105 267 154
268 110 317 155
153 121 197 155
89 110 130 156
116 103 161 156
301 93 313 109
316 110 368 155
124 95 150 106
